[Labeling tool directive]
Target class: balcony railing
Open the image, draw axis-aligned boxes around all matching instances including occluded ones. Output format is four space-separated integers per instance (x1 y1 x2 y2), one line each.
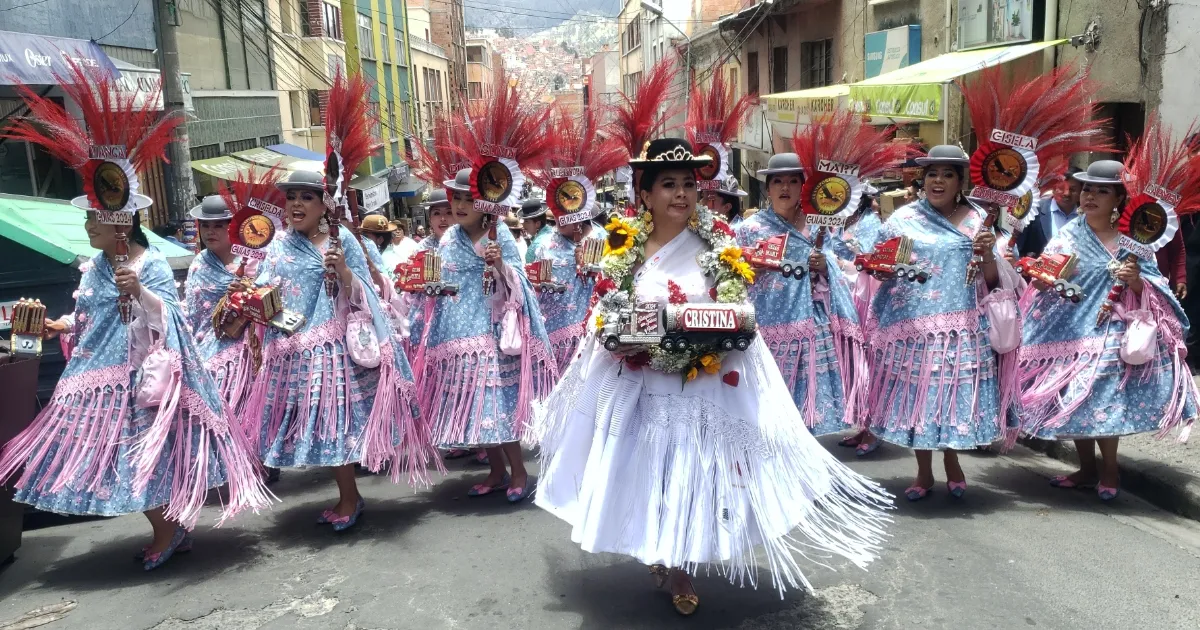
410 36 447 59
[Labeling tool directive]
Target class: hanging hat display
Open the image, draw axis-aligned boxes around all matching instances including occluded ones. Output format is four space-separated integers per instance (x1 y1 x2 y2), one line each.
790 110 912 229
448 67 555 217
2 59 181 324
685 61 757 191
536 106 628 226
959 64 1107 207
613 58 680 204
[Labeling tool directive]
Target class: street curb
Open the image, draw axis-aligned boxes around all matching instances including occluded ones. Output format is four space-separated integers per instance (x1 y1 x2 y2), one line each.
1019 436 1200 521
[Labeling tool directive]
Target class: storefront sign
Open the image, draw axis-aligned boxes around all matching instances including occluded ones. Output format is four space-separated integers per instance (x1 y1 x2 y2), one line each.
957 0 1033 51
849 83 942 121
114 67 194 112
0 31 118 85
865 25 922 79
360 181 389 211
766 95 839 124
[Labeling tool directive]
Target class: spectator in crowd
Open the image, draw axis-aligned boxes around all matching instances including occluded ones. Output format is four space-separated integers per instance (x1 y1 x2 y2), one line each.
1015 166 1083 257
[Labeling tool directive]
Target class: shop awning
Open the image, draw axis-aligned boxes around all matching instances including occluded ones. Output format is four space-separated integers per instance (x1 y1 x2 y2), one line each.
191 156 253 181
391 179 426 198
848 39 1066 121
0 30 118 85
231 148 324 173
762 84 849 124
350 174 389 212
267 143 325 161
0 194 193 269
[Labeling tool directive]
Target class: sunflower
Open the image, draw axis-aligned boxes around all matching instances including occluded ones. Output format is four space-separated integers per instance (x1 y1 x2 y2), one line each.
731 258 756 284
720 246 756 284
595 313 606 331
686 366 699 382
604 216 640 257
699 353 721 374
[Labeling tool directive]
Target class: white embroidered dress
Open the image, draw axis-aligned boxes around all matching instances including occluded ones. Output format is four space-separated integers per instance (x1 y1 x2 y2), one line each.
530 228 891 595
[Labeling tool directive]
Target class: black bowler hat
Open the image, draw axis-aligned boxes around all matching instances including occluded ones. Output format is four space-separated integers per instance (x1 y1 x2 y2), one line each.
519 197 548 220
628 138 713 170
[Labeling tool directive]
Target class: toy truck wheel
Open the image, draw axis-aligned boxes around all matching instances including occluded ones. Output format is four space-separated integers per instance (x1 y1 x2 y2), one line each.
424 285 436 296
675 337 690 350
916 272 929 284
720 338 735 351
1014 264 1025 275
906 268 919 282
603 337 620 352
1064 286 1077 299
781 263 794 276
855 261 865 272
661 337 676 351
735 336 751 351
1070 294 1081 303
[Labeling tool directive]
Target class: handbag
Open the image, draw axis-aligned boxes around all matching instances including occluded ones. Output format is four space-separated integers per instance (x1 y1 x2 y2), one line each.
135 345 177 409
499 302 522 356
346 310 382 368
1120 310 1158 365
981 288 1021 355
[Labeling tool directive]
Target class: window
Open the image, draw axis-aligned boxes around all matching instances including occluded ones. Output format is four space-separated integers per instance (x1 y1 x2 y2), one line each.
466 45 484 63
387 102 397 139
729 67 739 94
394 30 406 66
624 71 642 97
358 14 375 60
327 53 344 79
771 45 787 93
801 39 834 89
367 102 382 140
190 144 220 161
623 18 641 52
308 89 323 126
224 138 258 153
291 0 308 36
380 34 391 63
747 51 759 94
260 135 280 147
289 91 305 127
322 2 342 39
468 81 483 99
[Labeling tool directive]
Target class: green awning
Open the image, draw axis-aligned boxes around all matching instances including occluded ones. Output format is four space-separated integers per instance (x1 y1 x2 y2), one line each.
232 147 324 173
191 156 253 181
0 194 194 269
848 39 1067 121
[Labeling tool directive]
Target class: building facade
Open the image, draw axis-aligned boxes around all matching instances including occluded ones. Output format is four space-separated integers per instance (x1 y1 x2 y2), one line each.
585 48 621 109
465 37 495 105
408 26 451 147
409 0 466 102
267 0 348 157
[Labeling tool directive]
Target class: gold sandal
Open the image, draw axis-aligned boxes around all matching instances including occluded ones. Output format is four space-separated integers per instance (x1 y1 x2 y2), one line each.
672 593 699 616
648 564 670 589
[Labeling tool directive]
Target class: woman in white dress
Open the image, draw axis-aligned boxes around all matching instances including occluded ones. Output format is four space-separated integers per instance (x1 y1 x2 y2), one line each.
530 139 892 615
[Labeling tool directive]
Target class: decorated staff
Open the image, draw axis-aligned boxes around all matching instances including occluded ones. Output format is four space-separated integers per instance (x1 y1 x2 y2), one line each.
960 64 1107 285
4 62 178 324
322 71 383 297
1096 117 1200 325
612 58 679 211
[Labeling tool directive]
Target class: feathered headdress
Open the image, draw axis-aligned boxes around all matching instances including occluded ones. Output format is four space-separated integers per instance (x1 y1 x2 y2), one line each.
536 106 628 225
789 110 912 226
960 64 1108 211
449 67 555 215
219 165 286 236
2 59 180 215
611 58 680 202
1117 115 1200 255
324 70 383 221
409 111 468 188
686 62 757 189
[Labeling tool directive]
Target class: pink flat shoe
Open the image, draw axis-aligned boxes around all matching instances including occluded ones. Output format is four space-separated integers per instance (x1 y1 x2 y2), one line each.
947 480 967 498
1049 475 1097 490
467 473 510 497
1097 484 1120 501
904 485 933 502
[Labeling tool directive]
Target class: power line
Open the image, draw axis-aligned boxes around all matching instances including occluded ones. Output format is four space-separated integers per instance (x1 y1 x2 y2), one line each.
93 0 143 43
0 0 54 11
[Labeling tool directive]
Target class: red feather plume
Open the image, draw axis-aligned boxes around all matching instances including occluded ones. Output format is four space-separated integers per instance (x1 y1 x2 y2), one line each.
409 111 467 185
790 110 912 181
686 62 757 146
535 106 629 187
612 58 680 158
449 66 555 168
1122 114 1200 218
325 70 383 182
2 58 180 174
218 166 286 215
959 64 1110 182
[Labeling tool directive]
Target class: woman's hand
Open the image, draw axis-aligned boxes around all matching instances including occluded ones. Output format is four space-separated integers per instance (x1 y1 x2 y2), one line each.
484 242 504 270
808 251 827 276
324 247 353 287
42 317 68 339
226 278 253 294
1116 260 1144 294
1031 279 1052 292
114 266 142 299
973 231 997 257
1175 283 1188 300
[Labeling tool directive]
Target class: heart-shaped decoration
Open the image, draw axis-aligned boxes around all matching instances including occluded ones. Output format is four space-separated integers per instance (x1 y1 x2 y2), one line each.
722 370 740 387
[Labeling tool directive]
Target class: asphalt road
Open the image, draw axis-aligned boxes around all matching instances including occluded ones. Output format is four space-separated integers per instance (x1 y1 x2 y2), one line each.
1 438 1198 630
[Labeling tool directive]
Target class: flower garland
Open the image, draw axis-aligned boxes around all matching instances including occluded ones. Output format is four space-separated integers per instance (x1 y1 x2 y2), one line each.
591 204 755 378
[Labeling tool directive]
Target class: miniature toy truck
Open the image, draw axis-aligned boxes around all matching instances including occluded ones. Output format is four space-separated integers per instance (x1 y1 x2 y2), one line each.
744 233 807 279
576 238 604 277
600 301 757 353
525 259 569 293
854 235 930 283
395 250 460 296
1014 253 1084 302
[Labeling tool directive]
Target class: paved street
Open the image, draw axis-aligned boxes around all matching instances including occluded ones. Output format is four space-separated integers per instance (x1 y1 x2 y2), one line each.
1 438 1199 630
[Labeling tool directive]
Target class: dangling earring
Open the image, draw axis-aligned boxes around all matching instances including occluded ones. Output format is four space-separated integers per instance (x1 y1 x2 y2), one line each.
318 216 329 234
1110 208 1119 226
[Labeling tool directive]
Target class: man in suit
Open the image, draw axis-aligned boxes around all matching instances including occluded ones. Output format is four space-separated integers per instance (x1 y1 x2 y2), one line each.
1015 167 1083 257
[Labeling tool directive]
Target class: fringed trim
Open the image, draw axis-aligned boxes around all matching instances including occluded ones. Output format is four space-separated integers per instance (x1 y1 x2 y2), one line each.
548 321 587 373
866 310 1007 435
515 310 560 429
357 341 444 487
419 335 513 445
829 314 869 428
760 318 869 428
205 341 254 413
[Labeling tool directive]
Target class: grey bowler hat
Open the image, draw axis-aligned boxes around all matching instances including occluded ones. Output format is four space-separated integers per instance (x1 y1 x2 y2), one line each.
1073 160 1125 185
275 169 326 192
519 197 548 220
188 195 234 221
422 188 450 207
756 152 805 176
443 168 472 193
714 174 748 198
914 145 970 167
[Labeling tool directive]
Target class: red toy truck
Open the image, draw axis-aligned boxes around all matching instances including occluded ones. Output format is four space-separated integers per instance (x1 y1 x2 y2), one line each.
744 233 807 279
525 259 568 293
854 235 930 283
395 250 459 296
1014 253 1083 302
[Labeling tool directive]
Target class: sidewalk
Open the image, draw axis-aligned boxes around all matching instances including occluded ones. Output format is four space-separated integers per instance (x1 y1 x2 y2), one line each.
1021 376 1200 521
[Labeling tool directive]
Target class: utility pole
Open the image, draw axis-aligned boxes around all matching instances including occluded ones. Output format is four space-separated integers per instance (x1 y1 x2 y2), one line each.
154 0 196 223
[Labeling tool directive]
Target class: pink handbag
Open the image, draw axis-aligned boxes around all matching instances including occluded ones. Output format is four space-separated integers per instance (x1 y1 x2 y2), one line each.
981 289 1021 355
135 346 177 409
499 303 522 356
1119 310 1157 365
346 311 382 368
